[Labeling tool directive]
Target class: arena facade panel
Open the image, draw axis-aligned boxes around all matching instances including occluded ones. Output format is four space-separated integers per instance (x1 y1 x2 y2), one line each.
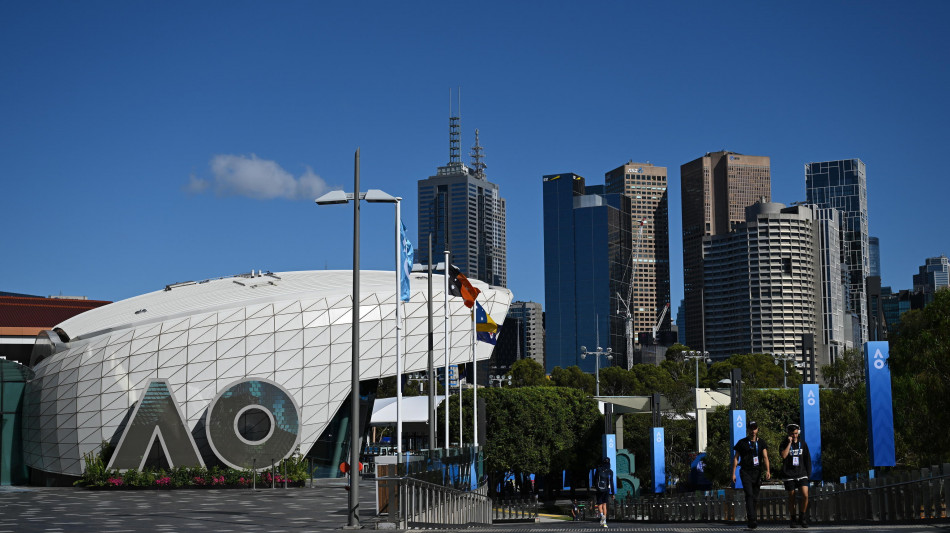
22 270 511 477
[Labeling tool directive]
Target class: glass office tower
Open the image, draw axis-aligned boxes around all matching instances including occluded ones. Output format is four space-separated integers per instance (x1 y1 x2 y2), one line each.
542 173 631 373
806 159 869 345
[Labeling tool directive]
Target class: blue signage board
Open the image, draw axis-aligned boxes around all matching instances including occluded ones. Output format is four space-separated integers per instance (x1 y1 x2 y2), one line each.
731 410 747 489
651 427 665 493
865 342 896 467
603 434 618 492
799 384 822 481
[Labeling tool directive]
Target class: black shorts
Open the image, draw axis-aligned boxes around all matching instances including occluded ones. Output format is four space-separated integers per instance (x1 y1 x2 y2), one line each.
596 491 610 505
784 477 809 490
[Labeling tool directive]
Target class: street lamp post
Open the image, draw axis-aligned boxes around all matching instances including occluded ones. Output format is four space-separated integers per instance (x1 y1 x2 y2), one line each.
580 345 613 396
315 153 401 529
772 353 795 388
685 351 711 389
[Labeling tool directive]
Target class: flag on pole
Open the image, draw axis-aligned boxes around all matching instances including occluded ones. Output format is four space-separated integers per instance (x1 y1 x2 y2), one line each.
448 265 480 308
399 222 414 302
475 301 498 344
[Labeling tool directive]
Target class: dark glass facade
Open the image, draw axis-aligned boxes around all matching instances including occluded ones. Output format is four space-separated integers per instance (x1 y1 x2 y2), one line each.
1 359 32 485
543 173 630 373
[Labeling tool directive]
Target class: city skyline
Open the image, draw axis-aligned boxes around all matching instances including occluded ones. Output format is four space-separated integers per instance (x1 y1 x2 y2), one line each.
3 2 949 319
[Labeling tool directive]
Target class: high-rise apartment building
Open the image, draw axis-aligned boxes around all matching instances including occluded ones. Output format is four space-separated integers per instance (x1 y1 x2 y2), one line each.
418 120 507 286
491 301 545 372
806 159 869 346
681 151 770 351
815 207 850 362
605 162 671 360
913 255 950 305
703 202 824 381
869 237 881 278
543 173 631 373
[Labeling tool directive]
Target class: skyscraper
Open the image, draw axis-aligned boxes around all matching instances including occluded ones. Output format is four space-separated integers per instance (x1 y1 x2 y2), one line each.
869 236 881 278
543 173 631 373
703 202 823 380
418 118 507 286
815 207 851 362
491 301 545 373
605 162 671 361
913 255 950 305
681 151 770 351
805 159 869 345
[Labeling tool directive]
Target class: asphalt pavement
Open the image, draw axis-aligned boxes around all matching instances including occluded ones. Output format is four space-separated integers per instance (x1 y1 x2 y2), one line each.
1 483 947 533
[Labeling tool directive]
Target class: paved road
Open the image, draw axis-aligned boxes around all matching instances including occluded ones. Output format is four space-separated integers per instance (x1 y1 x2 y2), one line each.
1 484 947 533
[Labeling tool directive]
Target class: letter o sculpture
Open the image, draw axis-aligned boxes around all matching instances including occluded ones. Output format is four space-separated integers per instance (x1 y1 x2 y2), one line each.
206 378 301 471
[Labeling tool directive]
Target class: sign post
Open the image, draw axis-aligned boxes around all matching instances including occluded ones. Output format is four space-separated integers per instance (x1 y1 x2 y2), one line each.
799 384 822 481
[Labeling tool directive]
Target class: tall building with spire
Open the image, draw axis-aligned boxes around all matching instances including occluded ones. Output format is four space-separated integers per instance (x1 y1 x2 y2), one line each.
417 110 507 286
680 151 771 352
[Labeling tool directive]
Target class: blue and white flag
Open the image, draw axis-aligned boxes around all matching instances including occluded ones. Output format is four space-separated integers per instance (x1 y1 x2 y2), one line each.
400 222 414 302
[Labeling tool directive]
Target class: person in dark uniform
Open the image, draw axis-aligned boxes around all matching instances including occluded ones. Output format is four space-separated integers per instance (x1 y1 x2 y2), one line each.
731 420 770 529
780 423 812 528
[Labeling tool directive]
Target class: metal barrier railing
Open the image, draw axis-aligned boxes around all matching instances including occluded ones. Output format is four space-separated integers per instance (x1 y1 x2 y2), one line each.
378 476 491 529
607 463 949 524
492 495 539 522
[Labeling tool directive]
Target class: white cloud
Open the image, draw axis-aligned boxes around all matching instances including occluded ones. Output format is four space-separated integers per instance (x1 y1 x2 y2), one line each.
189 154 333 201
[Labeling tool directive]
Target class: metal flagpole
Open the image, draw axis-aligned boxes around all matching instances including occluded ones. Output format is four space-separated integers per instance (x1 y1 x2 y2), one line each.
471 304 477 447
427 235 435 450
395 200 403 457
443 251 450 450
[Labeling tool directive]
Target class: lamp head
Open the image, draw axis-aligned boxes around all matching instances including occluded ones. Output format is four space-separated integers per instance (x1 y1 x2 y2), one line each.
315 190 350 205
364 189 399 203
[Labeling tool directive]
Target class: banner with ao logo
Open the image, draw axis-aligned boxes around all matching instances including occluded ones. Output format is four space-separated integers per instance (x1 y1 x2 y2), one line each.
799 384 822 480
651 427 665 493
864 341 896 467
730 410 747 489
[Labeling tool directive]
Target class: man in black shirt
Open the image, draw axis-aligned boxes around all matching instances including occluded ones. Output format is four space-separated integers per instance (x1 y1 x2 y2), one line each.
780 423 812 528
731 420 770 529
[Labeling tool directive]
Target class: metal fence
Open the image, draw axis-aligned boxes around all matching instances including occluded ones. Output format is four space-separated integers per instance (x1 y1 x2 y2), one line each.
378 475 491 529
492 495 539 522
608 463 950 524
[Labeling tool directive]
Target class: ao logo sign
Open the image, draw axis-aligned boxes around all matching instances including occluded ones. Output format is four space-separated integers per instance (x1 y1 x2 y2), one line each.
655 430 663 443
807 389 816 406
873 348 886 370
735 414 744 428
107 378 300 472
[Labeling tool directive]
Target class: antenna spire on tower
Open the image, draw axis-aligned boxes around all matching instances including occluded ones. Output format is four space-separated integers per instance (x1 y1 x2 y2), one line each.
470 128 486 179
449 88 461 166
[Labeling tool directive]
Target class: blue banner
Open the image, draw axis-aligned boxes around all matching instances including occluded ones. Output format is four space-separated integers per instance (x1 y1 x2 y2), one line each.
400 221 414 302
603 434 617 492
799 384 822 481
865 341 896 467
651 427 665 494
731 410 747 489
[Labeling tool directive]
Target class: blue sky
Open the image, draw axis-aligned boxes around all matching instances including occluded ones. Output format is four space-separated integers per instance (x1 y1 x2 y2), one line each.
2 2 948 315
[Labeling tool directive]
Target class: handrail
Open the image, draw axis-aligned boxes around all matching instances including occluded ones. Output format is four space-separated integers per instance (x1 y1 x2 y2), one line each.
377 475 491 529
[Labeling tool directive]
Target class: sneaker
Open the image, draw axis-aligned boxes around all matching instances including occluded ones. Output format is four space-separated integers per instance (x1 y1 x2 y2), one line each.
800 517 809 528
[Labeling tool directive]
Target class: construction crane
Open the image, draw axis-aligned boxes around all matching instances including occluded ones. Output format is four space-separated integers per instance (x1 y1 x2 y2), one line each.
618 218 648 365
643 302 671 365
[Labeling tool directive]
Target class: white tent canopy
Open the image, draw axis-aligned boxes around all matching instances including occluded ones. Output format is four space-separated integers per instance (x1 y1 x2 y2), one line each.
370 395 446 426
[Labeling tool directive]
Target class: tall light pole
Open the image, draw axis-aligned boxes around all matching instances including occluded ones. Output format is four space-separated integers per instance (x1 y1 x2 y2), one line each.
315 154 401 529
580 345 613 396
772 353 795 388
685 351 711 389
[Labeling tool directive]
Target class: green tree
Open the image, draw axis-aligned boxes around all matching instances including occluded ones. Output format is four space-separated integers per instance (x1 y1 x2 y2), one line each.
550 365 595 394
889 289 950 466
509 358 550 387
474 387 601 496
664 343 690 363
708 353 802 389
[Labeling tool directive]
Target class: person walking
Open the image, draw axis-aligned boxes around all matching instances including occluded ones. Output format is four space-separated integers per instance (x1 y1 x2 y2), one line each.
780 423 812 528
731 420 770 529
593 457 615 528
